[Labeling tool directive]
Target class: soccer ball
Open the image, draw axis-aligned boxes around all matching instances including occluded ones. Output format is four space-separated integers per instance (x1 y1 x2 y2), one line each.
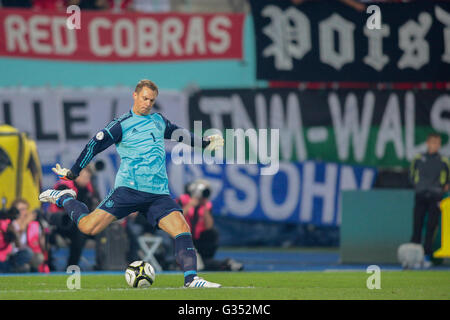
125 261 156 288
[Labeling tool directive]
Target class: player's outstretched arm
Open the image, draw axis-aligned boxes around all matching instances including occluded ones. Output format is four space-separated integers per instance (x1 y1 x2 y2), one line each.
65 120 123 180
158 113 223 150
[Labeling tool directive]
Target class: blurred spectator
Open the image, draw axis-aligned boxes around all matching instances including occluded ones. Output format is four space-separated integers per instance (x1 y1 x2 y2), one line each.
66 0 110 10
0 199 48 273
32 0 64 10
291 0 365 11
46 167 100 269
119 0 171 12
106 0 131 12
409 133 450 268
0 0 32 7
340 0 365 11
176 179 243 271
66 0 141 12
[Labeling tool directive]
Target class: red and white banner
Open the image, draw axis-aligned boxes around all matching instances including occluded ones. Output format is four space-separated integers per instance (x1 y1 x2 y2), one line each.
0 9 245 61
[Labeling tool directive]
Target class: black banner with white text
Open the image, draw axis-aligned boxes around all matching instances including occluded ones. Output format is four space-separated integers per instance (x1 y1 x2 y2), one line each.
250 0 450 81
188 88 450 168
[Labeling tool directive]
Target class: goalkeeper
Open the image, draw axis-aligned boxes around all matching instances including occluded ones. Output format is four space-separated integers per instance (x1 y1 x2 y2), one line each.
39 79 224 288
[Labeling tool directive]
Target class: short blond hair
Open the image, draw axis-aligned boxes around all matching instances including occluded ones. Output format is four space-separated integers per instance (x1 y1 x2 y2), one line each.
135 79 158 95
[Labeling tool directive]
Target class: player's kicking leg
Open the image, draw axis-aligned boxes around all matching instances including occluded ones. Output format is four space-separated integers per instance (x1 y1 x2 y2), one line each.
39 189 116 235
158 210 221 288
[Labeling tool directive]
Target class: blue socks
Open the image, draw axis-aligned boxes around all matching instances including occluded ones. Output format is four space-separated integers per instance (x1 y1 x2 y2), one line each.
174 232 197 285
56 194 89 226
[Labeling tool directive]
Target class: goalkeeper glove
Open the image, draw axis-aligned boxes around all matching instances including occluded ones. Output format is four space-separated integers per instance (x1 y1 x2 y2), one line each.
205 134 224 151
52 163 76 180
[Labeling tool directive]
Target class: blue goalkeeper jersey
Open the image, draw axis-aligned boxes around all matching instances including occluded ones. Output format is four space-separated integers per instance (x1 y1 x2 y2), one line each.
70 110 207 195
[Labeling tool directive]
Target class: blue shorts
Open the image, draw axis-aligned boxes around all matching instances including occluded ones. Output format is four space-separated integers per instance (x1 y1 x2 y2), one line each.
97 186 182 227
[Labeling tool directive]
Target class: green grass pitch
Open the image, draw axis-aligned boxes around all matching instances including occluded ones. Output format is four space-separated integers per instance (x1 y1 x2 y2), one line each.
0 271 449 300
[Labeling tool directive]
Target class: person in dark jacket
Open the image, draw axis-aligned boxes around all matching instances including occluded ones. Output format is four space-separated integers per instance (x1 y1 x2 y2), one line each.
409 132 450 268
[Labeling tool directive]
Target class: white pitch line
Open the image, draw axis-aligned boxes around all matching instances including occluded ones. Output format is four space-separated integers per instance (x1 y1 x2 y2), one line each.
0 286 256 294
324 269 403 272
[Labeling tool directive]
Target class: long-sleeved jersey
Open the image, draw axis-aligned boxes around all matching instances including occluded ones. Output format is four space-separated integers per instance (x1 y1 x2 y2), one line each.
70 110 207 194
409 152 450 195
